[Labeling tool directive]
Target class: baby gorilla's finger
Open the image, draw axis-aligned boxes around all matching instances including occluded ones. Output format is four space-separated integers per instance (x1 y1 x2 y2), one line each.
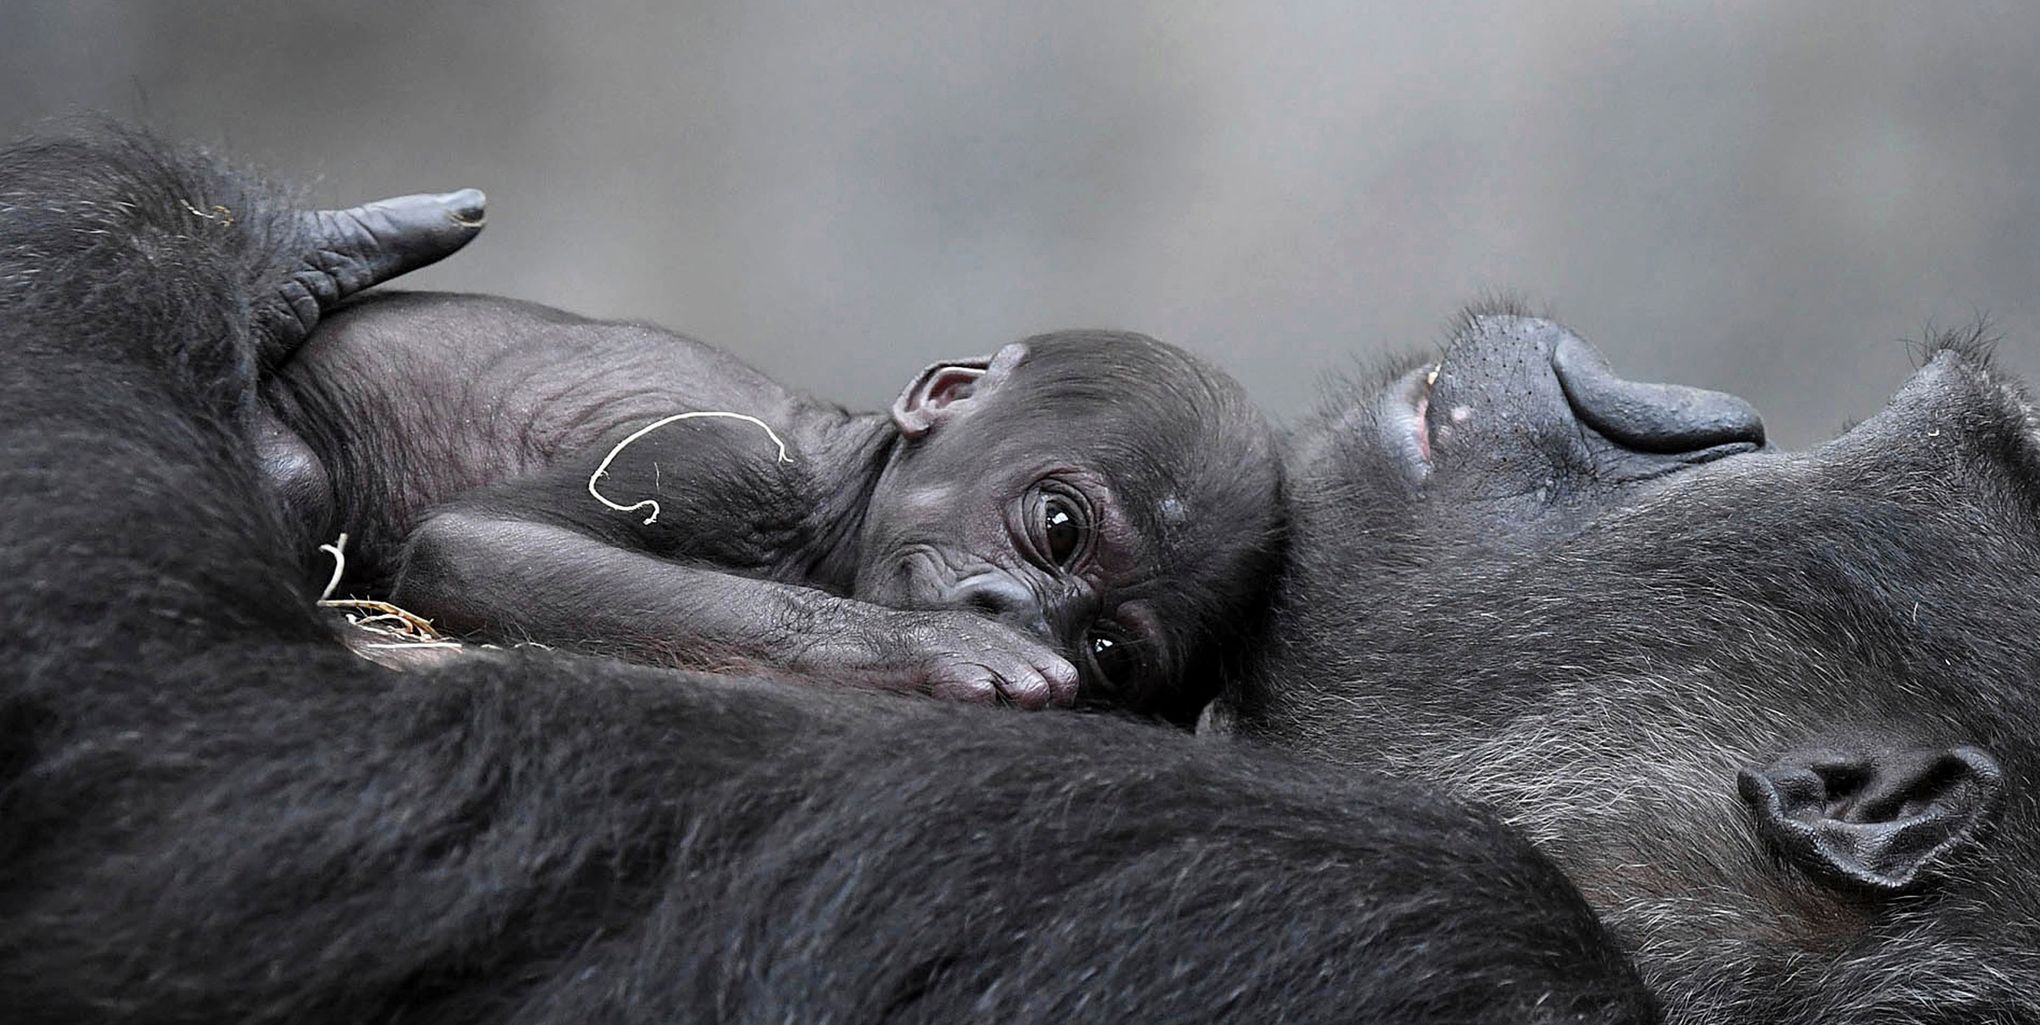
927 663 1002 705
991 662 1055 710
1036 653 1081 708
259 190 488 364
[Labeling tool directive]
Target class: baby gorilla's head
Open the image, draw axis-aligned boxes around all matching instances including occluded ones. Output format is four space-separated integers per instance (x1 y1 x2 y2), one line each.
857 330 1285 724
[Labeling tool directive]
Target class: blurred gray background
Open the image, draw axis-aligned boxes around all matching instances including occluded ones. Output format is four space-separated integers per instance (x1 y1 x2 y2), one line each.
4 0 2036 446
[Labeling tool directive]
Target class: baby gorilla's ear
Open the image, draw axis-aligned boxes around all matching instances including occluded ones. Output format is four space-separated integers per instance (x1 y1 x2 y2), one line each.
1738 744 2002 893
891 343 1029 440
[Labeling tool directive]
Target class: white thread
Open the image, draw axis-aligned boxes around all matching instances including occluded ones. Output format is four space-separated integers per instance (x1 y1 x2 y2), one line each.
317 532 349 601
587 411 794 525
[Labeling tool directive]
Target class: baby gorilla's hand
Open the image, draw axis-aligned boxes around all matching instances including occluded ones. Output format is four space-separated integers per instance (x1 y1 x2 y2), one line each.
868 610 1081 710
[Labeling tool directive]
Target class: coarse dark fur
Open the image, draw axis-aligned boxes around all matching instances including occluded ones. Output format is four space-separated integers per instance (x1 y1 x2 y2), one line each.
1225 311 2040 1022
0 126 1657 1024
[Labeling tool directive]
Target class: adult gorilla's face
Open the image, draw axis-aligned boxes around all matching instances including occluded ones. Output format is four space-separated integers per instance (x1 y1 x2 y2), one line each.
1226 310 2040 1023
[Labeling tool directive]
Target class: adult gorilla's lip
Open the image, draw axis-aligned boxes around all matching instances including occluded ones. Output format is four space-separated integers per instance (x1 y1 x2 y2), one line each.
1411 315 1766 487
1550 334 1766 455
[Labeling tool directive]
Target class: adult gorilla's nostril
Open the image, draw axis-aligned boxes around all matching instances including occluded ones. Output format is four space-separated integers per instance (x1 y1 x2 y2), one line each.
1551 334 1765 453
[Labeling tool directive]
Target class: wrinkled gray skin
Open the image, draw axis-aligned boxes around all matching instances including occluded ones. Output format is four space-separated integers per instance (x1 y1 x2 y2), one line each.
1225 307 2040 1023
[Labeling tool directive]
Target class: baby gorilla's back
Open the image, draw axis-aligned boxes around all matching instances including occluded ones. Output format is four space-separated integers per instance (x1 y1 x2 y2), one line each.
266 291 821 563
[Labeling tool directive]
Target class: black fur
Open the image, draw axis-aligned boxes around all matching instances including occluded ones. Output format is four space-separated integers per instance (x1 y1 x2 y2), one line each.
0 126 1655 1024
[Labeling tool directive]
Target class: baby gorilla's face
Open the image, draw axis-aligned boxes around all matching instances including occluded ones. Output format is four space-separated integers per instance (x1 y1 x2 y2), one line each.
858 331 1284 723
853 437 1163 708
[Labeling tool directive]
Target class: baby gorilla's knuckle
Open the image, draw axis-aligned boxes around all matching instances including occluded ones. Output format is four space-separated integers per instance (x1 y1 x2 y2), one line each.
928 663 1000 704
998 670 1053 711
1039 660 1081 707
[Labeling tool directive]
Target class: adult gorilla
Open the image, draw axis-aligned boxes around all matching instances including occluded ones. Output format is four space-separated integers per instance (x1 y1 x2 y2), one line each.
1220 309 2040 1022
0 129 1653 1023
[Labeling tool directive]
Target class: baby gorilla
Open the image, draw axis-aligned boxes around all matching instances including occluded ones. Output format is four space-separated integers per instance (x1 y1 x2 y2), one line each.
262 294 1282 722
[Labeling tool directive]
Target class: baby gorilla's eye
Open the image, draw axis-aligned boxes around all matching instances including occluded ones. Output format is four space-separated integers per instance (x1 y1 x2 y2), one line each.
1087 631 1139 692
1042 495 1085 567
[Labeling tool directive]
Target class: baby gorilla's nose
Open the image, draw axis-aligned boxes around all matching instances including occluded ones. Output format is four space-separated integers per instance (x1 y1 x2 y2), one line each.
1551 334 1765 454
950 572 1052 638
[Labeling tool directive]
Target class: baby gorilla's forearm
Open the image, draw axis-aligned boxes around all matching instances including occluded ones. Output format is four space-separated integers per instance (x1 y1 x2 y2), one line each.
390 510 1079 707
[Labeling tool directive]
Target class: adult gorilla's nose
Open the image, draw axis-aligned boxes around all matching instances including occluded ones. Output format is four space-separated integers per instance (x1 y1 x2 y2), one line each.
1551 334 1765 454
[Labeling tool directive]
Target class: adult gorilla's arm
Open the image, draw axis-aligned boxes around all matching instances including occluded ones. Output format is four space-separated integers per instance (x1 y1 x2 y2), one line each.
0 122 838 1021
0 125 658 1019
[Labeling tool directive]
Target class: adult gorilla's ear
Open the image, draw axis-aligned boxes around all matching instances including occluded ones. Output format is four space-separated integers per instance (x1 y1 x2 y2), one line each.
891 342 1029 440
1738 745 2002 893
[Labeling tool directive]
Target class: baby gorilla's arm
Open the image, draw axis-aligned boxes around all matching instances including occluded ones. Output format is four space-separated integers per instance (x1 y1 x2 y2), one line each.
391 509 1081 709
